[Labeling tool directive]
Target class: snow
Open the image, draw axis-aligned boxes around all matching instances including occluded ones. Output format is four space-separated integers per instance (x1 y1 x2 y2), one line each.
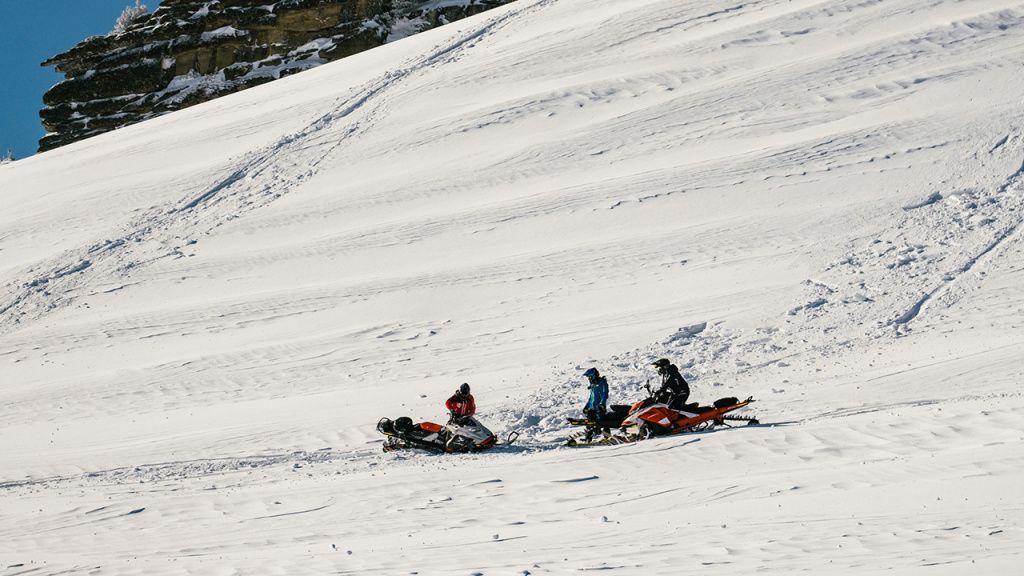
200 25 247 42
190 3 213 20
387 15 429 42
2 0 1024 573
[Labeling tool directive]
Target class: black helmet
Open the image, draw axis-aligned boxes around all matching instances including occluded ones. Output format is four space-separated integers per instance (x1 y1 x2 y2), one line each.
652 358 670 368
459 383 471 395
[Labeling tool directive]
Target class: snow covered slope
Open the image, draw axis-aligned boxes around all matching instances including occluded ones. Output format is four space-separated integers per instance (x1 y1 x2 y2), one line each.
2 0 1023 573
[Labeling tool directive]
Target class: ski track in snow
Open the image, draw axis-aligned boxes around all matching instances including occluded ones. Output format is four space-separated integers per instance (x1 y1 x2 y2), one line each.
3 0 1024 574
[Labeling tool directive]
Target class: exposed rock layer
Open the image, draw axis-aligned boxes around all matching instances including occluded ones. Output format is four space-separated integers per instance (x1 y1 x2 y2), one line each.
40 0 509 152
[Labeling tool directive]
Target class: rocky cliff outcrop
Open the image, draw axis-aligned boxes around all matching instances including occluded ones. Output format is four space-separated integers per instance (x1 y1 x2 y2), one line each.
40 0 510 152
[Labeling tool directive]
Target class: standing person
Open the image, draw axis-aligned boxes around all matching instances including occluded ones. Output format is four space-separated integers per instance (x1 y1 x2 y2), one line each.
652 358 690 409
582 367 610 440
445 383 476 423
582 367 609 420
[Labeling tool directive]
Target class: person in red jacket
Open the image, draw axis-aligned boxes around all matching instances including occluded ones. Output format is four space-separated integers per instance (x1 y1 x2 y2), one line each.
445 383 476 422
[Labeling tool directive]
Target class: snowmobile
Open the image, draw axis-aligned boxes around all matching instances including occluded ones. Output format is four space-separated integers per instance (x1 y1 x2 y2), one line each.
565 390 758 446
377 414 518 453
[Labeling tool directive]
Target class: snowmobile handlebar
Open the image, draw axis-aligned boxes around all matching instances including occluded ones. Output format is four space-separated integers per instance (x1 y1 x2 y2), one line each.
448 413 473 425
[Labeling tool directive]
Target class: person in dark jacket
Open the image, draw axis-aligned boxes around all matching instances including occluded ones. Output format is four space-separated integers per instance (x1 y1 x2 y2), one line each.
445 383 476 422
652 358 690 409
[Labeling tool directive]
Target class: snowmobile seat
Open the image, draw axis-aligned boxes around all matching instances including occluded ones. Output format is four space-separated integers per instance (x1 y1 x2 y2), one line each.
419 422 444 433
713 397 739 408
609 405 632 415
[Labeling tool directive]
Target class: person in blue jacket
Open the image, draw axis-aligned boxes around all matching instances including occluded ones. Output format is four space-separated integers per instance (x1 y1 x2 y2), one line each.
582 367 609 419
582 367 610 441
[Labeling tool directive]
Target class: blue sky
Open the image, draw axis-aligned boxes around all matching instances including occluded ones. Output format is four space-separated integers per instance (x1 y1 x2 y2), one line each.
0 1 161 159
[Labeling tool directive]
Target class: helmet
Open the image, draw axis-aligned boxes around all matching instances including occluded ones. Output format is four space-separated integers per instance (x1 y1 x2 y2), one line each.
459 383 471 395
583 367 600 380
652 358 670 368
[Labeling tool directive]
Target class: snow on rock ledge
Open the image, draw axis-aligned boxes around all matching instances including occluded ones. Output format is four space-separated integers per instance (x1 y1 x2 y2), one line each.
39 0 512 152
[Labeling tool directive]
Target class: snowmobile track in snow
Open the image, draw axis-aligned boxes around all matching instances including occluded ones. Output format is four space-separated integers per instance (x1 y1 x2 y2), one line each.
0 0 559 333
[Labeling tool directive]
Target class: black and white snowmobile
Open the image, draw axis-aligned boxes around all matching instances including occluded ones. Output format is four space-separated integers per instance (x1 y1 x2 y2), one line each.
377 415 518 453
